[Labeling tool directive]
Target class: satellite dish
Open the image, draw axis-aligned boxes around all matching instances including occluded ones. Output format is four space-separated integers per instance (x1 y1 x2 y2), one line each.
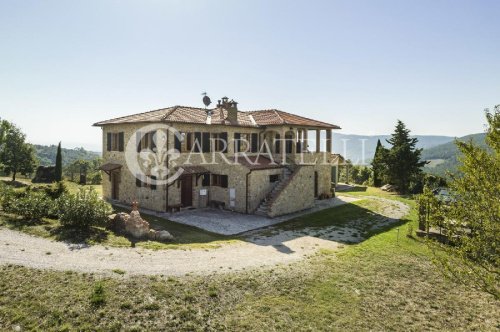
201 92 211 108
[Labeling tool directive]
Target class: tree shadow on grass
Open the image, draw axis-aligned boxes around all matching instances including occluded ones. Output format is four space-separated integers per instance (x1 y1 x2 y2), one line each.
50 225 109 245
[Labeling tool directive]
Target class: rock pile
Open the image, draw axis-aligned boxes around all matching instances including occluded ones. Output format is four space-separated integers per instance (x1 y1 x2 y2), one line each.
107 207 174 242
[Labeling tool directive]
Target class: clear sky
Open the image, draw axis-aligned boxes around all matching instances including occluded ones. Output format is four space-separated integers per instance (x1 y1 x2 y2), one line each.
1 0 499 151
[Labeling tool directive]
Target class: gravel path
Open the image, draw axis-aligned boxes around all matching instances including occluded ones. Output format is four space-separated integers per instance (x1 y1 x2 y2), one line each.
0 197 409 276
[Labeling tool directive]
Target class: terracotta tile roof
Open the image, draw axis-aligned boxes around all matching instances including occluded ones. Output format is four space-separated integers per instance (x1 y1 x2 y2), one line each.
249 109 341 129
94 105 340 129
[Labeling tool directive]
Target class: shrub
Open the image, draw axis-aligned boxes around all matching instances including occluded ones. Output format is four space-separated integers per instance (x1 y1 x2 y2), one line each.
44 181 68 199
1 188 53 221
56 188 112 228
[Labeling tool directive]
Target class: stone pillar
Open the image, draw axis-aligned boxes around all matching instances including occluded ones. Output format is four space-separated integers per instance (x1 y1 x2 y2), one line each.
326 129 332 153
302 129 309 152
316 129 321 153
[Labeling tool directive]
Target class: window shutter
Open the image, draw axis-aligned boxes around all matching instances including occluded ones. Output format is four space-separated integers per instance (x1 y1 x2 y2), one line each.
150 175 157 190
234 133 241 152
118 132 124 151
220 132 228 153
251 133 258 153
106 133 112 151
221 175 228 188
150 132 157 151
174 134 182 152
202 174 210 186
194 132 202 152
136 131 142 152
136 174 142 187
186 133 192 152
202 132 210 153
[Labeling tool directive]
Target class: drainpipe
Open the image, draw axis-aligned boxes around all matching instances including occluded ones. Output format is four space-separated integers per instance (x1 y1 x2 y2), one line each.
245 169 254 214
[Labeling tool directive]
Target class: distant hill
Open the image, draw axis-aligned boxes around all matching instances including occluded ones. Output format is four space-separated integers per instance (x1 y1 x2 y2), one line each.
422 133 487 177
33 144 100 167
332 133 454 164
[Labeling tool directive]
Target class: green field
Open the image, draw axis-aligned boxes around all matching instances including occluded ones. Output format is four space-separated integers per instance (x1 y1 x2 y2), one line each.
0 188 498 330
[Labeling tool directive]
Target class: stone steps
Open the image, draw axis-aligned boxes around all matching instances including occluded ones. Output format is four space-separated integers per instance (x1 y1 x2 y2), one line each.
254 166 296 217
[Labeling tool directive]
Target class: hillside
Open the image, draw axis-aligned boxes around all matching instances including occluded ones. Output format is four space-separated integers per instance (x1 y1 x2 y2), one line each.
332 133 454 164
33 144 100 167
422 133 487 177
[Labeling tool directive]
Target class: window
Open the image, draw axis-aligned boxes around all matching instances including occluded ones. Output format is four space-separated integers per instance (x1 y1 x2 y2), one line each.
137 131 156 152
275 134 281 154
107 132 124 152
202 132 210 152
234 133 250 152
270 174 280 183
202 174 210 186
211 174 228 188
212 132 228 153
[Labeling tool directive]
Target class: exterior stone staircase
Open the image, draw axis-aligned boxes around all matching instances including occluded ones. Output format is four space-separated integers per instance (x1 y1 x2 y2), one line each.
255 165 297 216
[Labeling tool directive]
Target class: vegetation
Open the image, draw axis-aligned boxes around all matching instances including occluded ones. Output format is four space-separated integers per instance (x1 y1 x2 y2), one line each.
0 190 498 330
0 122 37 181
429 107 499 299
2 190 54 221
55 142 63 182
65 158 102 184
33 144 99 167
56 188 112 228
371 139 387 187
422 133 487 177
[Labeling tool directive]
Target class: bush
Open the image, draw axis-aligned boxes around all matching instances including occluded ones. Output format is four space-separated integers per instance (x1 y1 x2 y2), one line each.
44 181 68 199
2 190 54 221
56 188 112 228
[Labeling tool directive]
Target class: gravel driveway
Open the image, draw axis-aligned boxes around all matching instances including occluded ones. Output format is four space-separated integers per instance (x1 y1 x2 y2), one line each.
0 197 409 276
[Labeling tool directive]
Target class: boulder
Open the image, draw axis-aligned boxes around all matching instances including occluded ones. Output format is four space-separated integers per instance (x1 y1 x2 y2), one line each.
106 212 130 232
124 210 150 238
156 230 174 242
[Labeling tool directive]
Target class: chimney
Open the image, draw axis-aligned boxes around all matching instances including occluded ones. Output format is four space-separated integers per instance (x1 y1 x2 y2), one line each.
226 99 238 123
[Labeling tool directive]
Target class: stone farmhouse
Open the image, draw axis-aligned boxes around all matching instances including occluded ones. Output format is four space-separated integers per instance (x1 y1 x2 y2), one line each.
94 97 341 217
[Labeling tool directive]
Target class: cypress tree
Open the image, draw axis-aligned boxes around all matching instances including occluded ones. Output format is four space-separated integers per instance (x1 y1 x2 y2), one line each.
371 139 387 187
55 142 63 182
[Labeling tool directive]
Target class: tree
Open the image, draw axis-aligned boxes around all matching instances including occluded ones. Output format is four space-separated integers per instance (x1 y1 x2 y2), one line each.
55 142 63 182
371 139 388 187
385 120 426 193
432 106 499 299
0 124 37 181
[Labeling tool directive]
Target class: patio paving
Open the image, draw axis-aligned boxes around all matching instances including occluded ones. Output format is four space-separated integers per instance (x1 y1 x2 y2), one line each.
158 195 360 235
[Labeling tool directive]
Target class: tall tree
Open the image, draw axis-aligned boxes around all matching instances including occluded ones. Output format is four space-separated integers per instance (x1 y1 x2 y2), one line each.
385 120 426 193
433 106 499 298
55 142 63 182
0 124 37 181
371 139 387 187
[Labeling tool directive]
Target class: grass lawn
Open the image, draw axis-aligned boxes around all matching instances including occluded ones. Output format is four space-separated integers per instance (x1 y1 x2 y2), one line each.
0 189 498 330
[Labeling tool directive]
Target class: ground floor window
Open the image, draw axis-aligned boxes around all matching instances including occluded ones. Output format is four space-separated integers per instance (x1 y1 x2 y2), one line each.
211 174 228 188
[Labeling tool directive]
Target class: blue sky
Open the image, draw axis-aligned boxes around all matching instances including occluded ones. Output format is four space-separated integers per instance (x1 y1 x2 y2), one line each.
1 0 499 151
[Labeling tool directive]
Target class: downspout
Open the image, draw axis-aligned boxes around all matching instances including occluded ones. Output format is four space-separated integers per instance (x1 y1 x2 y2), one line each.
245 169 254 214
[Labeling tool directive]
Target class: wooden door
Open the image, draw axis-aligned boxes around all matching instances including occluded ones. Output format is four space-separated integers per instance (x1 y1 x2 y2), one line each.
181 175 193 207
111 172 119 200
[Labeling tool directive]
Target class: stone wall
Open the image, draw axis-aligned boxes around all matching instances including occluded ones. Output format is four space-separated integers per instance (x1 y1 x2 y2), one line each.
247 168 284 213
268 166 315 217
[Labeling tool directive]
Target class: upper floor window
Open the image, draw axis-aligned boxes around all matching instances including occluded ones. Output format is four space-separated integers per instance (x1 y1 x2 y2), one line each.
107 132 124 152
234 133 259 153
137 131 156 152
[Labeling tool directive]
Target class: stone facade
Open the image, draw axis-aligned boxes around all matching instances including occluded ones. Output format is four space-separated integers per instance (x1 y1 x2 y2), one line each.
99 119 338 217
268 166 315 217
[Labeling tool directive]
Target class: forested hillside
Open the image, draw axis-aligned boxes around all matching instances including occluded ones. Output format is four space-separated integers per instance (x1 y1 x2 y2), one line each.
422 133 487 177
332 133 454 164
33 144 100 166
